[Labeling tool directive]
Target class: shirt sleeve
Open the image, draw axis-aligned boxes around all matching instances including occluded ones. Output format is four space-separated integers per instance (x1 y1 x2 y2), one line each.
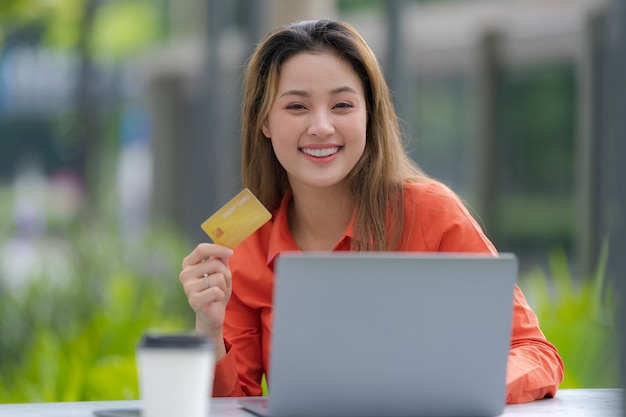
212 268 266 397
505 287 564 404
209 206 283 397
414 182 498 254
413 182 564 403
212 339 245 396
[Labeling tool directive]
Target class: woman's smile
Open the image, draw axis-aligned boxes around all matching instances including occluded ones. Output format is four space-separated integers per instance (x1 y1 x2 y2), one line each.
300 146 343 159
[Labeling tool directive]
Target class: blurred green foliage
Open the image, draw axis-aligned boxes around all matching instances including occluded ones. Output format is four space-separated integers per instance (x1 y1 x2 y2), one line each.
0 200 195 402
497 195 573 250
0 0 162 57
91 0 161 62
519 241 620 388
501 65 575 195
0 203 619 402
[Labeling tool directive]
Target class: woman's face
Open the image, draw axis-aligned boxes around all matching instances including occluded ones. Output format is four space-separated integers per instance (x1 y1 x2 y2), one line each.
262 51 367 193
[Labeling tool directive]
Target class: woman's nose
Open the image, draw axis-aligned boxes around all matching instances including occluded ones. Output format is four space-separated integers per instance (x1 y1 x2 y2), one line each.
307 111 335 137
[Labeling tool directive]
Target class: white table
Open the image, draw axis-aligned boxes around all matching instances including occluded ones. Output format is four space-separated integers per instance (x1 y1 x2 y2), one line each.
0 389 622 417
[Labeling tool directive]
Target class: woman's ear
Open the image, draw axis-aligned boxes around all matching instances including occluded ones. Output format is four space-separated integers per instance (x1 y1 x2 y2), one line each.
261 119 271 138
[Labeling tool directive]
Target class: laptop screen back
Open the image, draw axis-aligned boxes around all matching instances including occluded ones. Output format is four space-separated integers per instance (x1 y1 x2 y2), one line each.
258 252 517 417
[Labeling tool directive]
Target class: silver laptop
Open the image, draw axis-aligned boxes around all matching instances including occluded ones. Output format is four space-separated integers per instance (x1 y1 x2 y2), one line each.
240 252 517 417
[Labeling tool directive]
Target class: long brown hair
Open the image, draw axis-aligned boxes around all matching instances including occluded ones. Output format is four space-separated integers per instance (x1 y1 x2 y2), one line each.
241 19 429 250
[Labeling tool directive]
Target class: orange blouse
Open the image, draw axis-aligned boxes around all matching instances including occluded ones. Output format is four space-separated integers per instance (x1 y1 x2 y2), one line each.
212 181 564 404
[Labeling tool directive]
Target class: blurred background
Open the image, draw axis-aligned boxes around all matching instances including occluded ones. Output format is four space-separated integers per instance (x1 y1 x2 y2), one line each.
0 0 624 403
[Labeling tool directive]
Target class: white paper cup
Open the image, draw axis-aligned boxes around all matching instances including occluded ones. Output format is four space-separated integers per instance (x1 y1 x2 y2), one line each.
137 334 215 417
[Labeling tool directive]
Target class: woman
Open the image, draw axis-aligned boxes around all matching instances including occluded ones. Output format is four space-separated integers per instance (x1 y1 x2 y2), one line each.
179 19 564 404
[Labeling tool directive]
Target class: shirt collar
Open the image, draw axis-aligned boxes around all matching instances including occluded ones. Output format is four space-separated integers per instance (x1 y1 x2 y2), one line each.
266 190 356 266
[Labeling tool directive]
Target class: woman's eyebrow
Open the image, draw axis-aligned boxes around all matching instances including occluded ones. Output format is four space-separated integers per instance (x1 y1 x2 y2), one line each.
330 86 359 95
279 89 309 98
279 86 359 99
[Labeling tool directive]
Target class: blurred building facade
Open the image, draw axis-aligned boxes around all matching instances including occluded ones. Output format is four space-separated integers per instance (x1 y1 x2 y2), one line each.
140 0 622 282
0 0 623 284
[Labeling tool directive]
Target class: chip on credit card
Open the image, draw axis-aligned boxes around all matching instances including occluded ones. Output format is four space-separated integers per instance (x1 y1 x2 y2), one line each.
201 188 272 249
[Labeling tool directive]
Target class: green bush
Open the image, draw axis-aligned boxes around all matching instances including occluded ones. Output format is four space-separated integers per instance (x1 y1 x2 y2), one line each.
0 183 619 402
518 242 620 388
0 217 195 402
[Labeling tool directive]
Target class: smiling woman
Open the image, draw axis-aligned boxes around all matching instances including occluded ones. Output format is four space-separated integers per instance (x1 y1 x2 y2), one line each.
177 19 564 405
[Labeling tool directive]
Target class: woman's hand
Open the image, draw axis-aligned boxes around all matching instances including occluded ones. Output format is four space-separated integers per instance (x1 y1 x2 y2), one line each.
179 243 234 361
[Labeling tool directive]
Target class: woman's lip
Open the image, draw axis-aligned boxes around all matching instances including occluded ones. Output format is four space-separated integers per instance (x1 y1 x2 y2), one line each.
300 143 342 148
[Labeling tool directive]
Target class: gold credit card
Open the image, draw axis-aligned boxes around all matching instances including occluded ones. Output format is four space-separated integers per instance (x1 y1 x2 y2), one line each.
201 188 272 249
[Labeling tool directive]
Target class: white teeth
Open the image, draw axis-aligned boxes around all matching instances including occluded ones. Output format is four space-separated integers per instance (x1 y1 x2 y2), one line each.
301 147 340 157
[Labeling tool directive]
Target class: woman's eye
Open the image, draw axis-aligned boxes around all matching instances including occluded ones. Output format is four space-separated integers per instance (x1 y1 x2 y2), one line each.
286 103 306 110
333 102 353 109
